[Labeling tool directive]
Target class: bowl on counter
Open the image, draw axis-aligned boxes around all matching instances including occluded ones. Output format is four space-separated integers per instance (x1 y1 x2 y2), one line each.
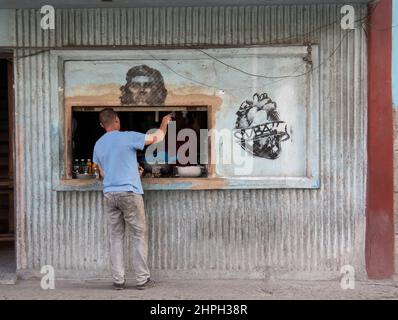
140 162 171 176
176 166 203 177
76 173 97 179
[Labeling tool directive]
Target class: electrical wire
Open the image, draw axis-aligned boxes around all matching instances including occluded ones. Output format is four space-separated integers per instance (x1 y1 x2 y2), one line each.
147 26 352 93
144 3 378 91
15 1 387 91
195 3 378 81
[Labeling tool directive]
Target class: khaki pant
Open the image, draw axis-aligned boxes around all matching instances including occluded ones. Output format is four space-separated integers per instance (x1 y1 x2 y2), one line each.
103 192 150 285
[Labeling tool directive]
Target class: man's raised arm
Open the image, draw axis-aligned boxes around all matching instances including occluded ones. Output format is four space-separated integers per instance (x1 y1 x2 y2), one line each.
145 114 173 145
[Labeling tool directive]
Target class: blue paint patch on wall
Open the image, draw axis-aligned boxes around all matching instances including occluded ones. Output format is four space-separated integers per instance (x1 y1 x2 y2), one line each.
393 0 398 107
142 182 194 190
0 10 15 47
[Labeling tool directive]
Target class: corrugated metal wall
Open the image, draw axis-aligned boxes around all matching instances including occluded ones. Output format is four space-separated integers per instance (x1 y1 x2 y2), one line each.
13 4 368 279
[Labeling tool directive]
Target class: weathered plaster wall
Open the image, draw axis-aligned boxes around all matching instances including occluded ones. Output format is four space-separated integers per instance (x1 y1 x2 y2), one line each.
12 5 368 280
61 47 317 183
0 10 15 47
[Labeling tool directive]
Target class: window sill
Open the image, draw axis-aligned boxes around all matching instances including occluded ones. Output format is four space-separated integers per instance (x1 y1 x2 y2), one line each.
53 177 320 191
54 179 103 191
54 178 219 191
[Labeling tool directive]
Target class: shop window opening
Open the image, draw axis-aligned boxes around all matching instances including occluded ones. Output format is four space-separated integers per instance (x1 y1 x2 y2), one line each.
69 106 210 180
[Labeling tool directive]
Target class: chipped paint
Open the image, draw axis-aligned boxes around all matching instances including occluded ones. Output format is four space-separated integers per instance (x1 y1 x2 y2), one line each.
0 10 15 47
61 47 318 187
12 5 368 279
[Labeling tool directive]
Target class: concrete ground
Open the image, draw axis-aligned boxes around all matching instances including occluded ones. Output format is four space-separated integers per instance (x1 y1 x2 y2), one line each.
0 278 398 300
0 241 16 285
1 240 398 300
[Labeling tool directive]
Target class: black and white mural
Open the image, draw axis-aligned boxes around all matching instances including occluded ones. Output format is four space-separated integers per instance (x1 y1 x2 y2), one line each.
64 46 318 186
233 93 290 160
120 65 167 106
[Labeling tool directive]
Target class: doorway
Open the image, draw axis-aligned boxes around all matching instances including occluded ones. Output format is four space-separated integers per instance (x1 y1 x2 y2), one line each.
0 55 15 284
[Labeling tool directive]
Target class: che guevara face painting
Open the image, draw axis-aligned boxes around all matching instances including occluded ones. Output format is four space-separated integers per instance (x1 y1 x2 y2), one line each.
120 65 167 106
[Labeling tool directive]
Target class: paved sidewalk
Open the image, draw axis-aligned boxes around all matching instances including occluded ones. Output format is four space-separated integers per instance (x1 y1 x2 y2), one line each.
0 278 398 300
0 242 16 285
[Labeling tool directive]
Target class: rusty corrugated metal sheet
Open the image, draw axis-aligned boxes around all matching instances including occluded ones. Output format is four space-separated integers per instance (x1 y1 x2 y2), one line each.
13 4 368 279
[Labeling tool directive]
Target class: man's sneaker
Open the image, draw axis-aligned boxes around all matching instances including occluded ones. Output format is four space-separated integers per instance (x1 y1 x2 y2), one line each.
136 278 155 290
113 281 126 290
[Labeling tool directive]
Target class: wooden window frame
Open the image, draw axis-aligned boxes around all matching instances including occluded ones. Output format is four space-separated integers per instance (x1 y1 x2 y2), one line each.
64 103 215 182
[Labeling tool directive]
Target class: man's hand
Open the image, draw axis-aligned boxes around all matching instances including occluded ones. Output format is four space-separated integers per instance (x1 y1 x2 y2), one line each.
138 164 144 177
145 113 173 145
161 114 173 126
97 164 105 179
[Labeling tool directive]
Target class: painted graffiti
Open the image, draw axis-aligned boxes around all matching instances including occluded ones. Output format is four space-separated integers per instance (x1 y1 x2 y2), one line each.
233 93 290 160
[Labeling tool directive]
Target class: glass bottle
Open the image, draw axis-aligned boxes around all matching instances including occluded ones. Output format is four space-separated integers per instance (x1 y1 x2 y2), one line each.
93 163 100 179
80 159 87 174
86 159 92 174
73 159 80 177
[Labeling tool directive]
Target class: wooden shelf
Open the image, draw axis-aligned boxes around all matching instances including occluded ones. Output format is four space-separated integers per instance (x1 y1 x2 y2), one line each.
0 181 13 188
0 233 14 242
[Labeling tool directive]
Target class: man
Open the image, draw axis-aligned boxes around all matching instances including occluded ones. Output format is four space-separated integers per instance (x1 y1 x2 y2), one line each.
93 108 172 290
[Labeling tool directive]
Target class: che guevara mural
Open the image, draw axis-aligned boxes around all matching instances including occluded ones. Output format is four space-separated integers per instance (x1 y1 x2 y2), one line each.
119 64 168 106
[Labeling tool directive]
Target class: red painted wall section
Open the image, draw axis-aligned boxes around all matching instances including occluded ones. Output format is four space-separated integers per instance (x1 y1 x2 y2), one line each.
366 0 394 279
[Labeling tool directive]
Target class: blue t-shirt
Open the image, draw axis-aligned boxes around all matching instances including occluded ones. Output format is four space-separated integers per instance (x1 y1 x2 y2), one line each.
93 131 146 194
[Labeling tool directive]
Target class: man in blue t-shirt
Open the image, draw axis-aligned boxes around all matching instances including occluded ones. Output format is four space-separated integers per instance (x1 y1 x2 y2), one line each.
93 108 172 290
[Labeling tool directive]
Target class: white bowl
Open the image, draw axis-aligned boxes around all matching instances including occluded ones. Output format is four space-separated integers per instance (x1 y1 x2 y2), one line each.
76 173 97 179
177 166 202 177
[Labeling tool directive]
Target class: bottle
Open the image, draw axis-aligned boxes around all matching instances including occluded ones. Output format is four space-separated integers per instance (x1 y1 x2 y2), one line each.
73 159 80 177
86 159 92 174
152 161 161 178
93 163 100 179
80 159 87 174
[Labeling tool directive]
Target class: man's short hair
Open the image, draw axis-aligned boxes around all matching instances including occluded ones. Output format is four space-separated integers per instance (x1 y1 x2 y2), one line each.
99 108 118 128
